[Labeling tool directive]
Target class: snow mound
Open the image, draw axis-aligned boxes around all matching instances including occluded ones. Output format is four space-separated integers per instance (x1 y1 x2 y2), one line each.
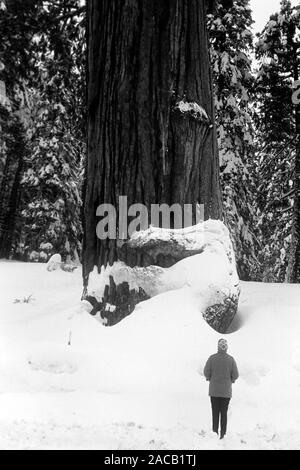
27 345 78 374
46 254 61 272
87 219 239 332
2 262 300 449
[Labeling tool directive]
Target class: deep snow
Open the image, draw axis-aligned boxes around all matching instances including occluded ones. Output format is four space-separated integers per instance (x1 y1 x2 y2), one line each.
1 261 300 450
87 220 239 317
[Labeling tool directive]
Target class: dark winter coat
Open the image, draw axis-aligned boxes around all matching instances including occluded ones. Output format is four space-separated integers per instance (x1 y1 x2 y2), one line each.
204 351 239 398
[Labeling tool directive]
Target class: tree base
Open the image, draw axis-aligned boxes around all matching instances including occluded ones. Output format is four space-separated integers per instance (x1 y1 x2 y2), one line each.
84 220 240 332
86 276 149 326
202 294 239 333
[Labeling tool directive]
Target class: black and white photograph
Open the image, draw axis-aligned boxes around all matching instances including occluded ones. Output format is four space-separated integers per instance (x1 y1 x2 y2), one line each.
0 0 300 451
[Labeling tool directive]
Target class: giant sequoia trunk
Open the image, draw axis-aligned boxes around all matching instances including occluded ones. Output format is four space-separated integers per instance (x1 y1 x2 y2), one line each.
83 0 224 323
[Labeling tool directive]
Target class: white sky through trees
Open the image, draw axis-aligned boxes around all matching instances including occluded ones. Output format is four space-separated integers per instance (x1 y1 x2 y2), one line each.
250 0 298 34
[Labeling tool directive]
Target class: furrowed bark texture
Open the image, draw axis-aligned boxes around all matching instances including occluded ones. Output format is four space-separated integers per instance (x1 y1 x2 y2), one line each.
83 0 226 329
84 0 222 289
0 116 24 258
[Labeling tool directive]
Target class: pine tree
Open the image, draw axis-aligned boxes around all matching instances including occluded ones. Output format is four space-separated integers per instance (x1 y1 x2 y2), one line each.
0 0 34 257
18 88 83 261
208 0 259 280
16 1 86 261
255 0 300 282
0 0 86 261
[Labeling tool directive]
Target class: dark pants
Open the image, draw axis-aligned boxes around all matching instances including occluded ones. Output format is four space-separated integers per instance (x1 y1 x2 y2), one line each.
210 397 231 437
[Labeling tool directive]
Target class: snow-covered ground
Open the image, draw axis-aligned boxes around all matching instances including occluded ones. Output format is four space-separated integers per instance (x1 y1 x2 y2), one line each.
1 261 300 450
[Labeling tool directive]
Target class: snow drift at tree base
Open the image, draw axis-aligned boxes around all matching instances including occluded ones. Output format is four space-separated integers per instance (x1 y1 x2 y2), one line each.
85 219 240 333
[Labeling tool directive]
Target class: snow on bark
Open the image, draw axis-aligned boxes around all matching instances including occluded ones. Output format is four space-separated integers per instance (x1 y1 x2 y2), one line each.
173 101 210 122
85 220 240 333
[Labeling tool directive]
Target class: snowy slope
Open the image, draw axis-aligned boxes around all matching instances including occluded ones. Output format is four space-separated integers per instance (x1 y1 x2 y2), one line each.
1 261 300 449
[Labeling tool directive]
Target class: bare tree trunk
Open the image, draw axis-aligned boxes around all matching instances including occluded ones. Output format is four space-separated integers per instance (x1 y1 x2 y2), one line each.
83 0 223 319
0 116 24 258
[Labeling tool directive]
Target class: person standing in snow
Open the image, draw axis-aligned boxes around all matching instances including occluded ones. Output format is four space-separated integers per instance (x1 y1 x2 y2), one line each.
204 338 239 439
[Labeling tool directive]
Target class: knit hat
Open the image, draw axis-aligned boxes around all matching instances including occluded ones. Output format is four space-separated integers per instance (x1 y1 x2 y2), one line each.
218 338 228 351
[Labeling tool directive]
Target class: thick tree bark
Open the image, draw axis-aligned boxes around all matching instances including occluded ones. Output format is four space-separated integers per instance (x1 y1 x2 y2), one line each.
83 0 223 319
0 115 24 258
